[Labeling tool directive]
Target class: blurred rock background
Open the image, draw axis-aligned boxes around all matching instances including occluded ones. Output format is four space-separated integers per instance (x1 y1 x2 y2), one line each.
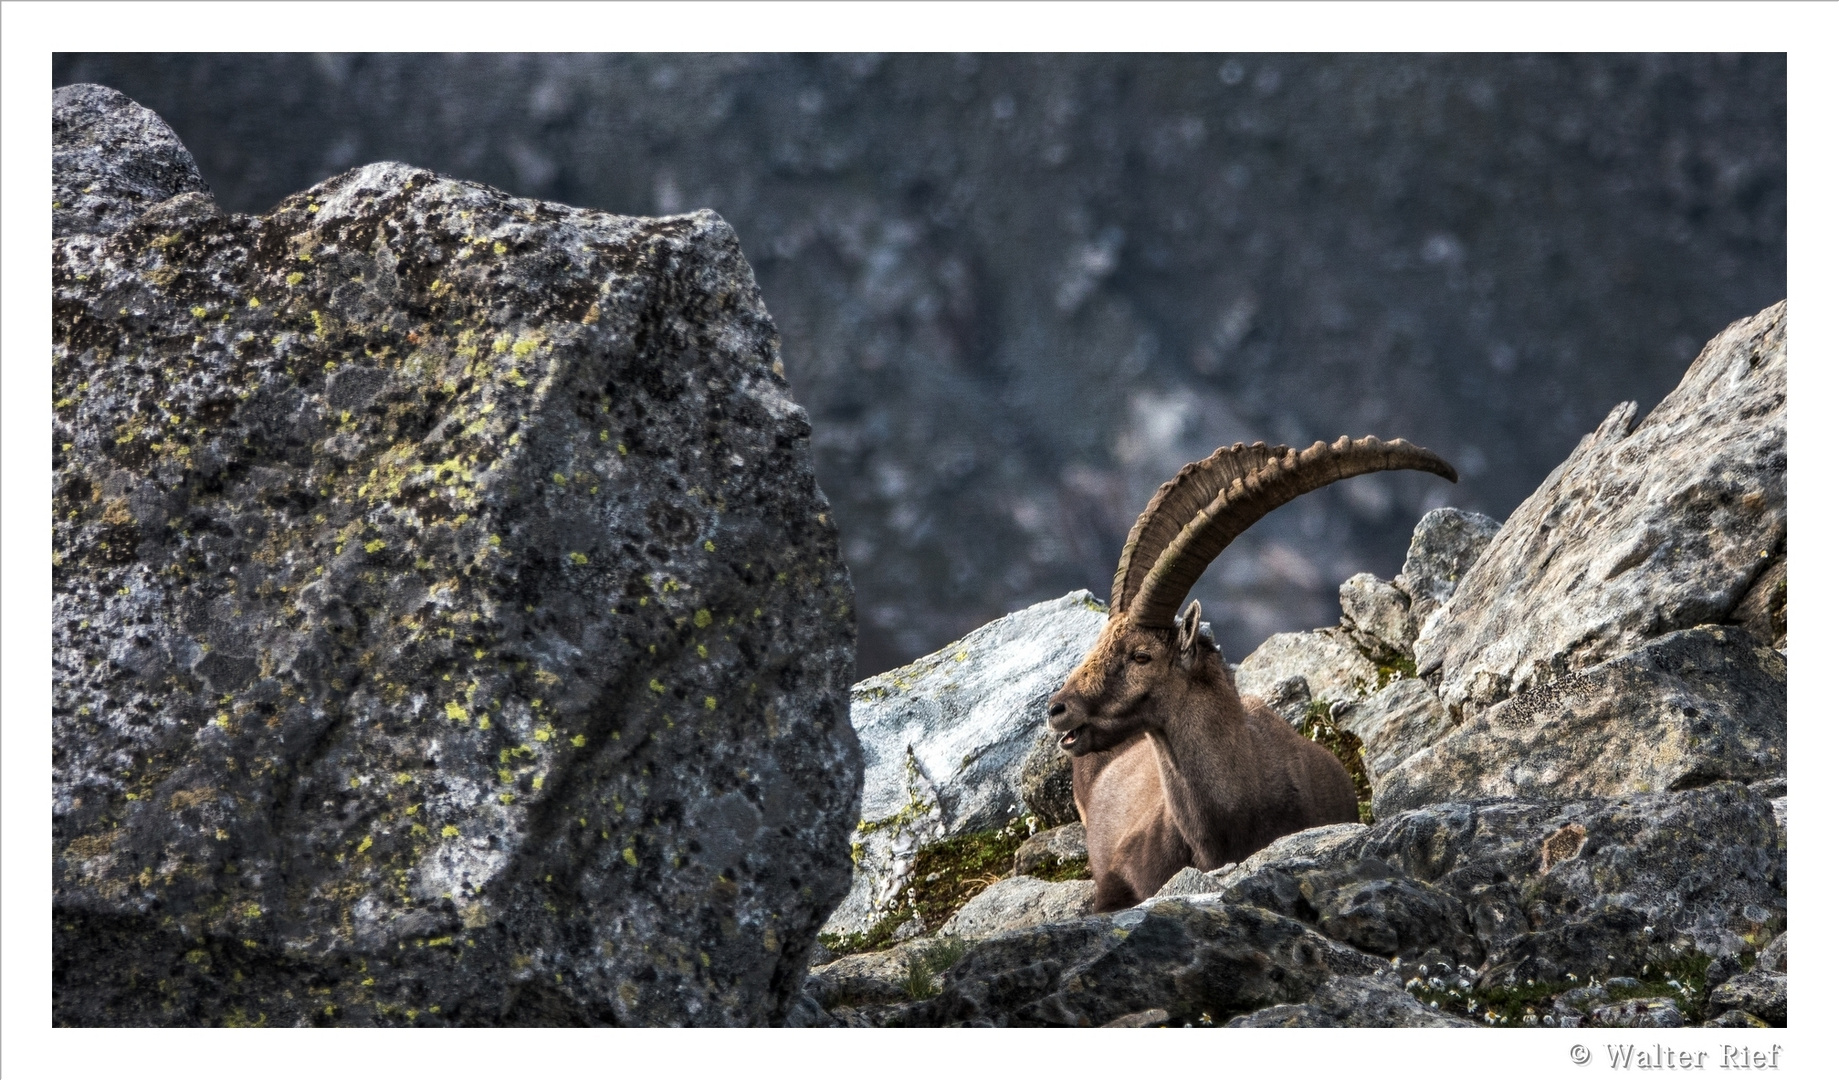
52 53 1785 676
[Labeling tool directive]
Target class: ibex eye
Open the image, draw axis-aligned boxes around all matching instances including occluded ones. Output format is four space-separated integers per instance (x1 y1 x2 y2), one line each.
1131 651 1153 664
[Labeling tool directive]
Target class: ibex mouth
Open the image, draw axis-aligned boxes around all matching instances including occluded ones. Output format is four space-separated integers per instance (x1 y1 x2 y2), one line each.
1058 725 1086 751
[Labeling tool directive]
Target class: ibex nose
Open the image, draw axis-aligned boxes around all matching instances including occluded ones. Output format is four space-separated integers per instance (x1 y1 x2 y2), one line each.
1048 701 1067 718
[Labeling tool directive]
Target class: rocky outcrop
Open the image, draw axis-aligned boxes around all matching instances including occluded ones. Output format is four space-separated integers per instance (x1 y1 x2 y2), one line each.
900 900 1392 1027
1396 508 1502 638
1376 625 1785 816
1416 302 1786 721
52 85 859 1026
821 590 1105 941
792 304 1788 1028
936 877 1095 940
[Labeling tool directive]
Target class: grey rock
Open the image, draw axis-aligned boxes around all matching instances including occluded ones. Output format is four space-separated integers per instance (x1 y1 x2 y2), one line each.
1012 821 1087 877
1589 997 1686 1028
53 84 209 239
1018 724 1079 827
1216 786 1782 996
901 900 1389 1027
51 89 858 1026
1227 975 1476 1027
1152 867 1222 900
1102 1008 1171 1027
1339 573 1415 659
1241 673 1313 731
1219 823 1370 884
1377 626 1785 817
822 590 1107 939
1756 930 1787 974
1336 676 1456 798
1708 971 1787 1026
1396 508 1502 635
1235 627 1381 723
805 939 937 1009
1296 858 1483 966
1705 1009 1771 1029
781 992 839 1028
1730 556 1787 649
1417 302 1786 720
937 876 1096 940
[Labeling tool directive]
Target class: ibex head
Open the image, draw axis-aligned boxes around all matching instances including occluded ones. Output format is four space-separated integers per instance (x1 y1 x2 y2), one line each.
1048 436 1457 757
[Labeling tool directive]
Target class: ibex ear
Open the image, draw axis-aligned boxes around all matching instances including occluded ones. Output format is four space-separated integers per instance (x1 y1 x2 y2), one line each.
1177 600 1203 666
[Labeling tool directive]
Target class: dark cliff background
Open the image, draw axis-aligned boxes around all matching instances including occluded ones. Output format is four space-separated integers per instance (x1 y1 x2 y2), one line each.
53 54 1786 677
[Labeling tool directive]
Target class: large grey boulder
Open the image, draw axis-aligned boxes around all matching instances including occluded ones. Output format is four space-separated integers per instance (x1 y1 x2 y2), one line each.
1376 626 1785 817
1235 627 1381 727
54 83 210 239
822 590 1106 940
1226 975 1476 1027
52 86 859 1026
1395 508 1501 636
936 876 1096 940
1222 785 1782 988
900 900 1391 1027
1416 302 1786 720
1337 677 1457 805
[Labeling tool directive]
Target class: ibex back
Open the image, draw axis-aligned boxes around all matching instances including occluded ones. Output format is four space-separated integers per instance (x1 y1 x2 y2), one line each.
1047 436 1456 911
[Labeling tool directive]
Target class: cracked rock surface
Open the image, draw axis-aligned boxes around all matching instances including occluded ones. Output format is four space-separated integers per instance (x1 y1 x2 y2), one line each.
1416 302 1786 721
52 85 859 1026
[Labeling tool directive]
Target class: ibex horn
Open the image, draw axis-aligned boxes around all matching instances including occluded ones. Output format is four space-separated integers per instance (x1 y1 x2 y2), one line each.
1113 436 1457 629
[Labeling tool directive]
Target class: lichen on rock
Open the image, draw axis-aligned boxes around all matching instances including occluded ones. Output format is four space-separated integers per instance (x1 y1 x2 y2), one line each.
52 84 859 1026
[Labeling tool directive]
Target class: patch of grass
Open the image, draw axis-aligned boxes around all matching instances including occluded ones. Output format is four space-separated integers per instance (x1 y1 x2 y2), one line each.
1302 699 1372 820
900 937 974 1000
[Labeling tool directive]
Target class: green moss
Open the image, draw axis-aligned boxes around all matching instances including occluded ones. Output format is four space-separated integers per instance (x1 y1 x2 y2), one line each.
1301 699 1372 818
1033 854 1091 883
820 818 1038 957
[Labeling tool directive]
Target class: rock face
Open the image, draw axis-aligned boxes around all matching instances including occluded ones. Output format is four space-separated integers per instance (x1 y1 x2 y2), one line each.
903 900 1391 1027
54 84 211 239
1236 627 1383 728
790 304 1788 1029
52 86 860 1026
1226 975 1475 1028
1376 626 1785 817
1395 508 1502 636
936 876 1095 940
1226 786 1785 982
821 590 1106 940
1416 302 1786 721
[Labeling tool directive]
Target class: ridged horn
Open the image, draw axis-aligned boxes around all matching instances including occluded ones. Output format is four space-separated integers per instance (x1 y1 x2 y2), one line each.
1116 436 1457 629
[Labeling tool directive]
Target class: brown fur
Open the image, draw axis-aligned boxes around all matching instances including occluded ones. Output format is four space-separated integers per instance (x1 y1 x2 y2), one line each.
1049 603 1358 911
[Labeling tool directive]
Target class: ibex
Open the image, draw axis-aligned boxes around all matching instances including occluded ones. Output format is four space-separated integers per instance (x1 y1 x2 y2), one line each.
1047 436 1456 910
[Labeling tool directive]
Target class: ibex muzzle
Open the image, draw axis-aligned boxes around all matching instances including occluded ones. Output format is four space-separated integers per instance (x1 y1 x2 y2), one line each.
1052 436 1457 911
